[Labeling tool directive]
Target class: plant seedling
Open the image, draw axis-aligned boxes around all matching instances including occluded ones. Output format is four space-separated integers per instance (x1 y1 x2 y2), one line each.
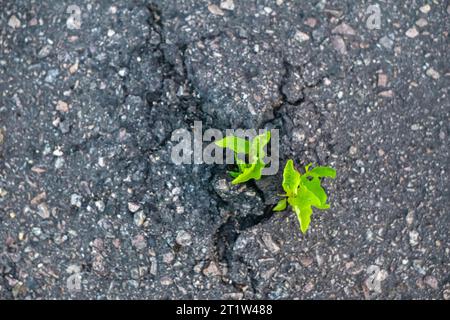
274 159 336 233
215 131 271 185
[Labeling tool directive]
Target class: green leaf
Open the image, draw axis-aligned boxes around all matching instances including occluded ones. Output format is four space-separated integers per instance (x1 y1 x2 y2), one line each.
231 160 265 184
282 160 301 196
289 185 322 233
308 166 336 179
296 204 313 234
289 185 321 208
249 131 271 161
301 176 329 209
216 133 271 184
234 154 247 173
273 198 287 211
275 160 336 234
215 136 250 154
290 205 312 234
228 171 240 178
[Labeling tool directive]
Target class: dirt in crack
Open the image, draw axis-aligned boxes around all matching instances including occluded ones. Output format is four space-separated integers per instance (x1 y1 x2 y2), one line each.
213 202 276 268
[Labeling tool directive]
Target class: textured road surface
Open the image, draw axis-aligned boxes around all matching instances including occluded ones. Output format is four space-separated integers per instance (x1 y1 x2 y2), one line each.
0 0 449 299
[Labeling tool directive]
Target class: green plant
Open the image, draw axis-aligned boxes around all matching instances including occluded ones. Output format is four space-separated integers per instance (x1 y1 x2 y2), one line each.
215 131 271 185
274 160 336 233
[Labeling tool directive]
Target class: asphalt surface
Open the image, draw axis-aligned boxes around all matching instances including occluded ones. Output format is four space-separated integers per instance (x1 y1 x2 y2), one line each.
0 0 449 299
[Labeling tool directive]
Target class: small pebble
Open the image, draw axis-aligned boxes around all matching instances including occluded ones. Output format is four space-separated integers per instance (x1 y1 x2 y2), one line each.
294 30 310 42
95 200 105 212
220 0 235 11
160 276 173 286
419 4 431 14
45 69 59 83
405 27 419 38
406 211 414 225
303 280 315 293
132 234 147 250
261 232 280 253
118 68 128 77
208 4 224 16
133 211 146 226
18 232 25 241
53 148 63 157
70 194 82 208
443 287 450 300
424 275 438 289
203 261 221 277
38 45 52 59
69 62 78 74
332 23 356 36
415 18 428 28
150 257 158 275
59 121 70 134
37 203 50 219
28 18 38 26
304 17 317 28
378 73 388 87
409 230 419 246
128 202 140 213
162 252 174 264
379 36 394 50
31 192 46 205
32 227 42 237
176 230 192 246
426 68 440 80
331 36 347 54
54 157 65 169
8 15 21 29
379 90 394 98
300 256 314 267
56 100 69 112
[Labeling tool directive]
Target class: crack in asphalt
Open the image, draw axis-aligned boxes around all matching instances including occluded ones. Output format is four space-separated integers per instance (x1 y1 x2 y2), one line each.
86 2 336 293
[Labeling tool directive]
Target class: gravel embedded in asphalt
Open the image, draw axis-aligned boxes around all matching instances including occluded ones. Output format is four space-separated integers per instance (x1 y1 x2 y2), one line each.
0 0 449 299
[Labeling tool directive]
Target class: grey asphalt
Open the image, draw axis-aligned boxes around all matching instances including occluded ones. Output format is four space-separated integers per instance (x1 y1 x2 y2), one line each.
0 0 449 299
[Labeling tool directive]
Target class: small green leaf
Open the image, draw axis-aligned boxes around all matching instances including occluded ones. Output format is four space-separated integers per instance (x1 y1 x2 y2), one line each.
228 171 240 178
308 166 336 178
282 159 301 196
234 154 247 173
297 204 313 234
216 133 271 184
275 160 336 234
249 131 271 161
273 198 287 211
289 185 321 233
301 176 329 209
289 185 321 208
215 136 250 154
291 205 312 233
231 160 265 184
